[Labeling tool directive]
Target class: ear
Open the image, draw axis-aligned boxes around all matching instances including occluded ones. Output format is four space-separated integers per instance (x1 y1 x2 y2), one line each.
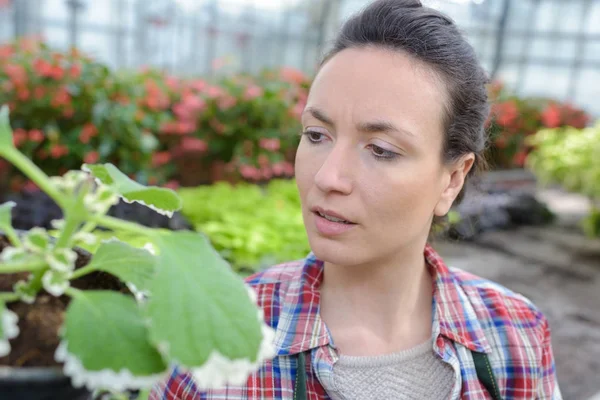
434 153 475 217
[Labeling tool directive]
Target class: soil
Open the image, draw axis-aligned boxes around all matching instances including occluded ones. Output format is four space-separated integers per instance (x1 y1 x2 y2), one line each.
0 235 129 367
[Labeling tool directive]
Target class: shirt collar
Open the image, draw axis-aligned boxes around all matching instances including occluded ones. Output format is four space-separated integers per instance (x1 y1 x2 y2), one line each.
273 245 491 356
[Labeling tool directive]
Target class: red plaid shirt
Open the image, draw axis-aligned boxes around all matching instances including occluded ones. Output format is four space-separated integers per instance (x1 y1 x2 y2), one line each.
151 245 562 399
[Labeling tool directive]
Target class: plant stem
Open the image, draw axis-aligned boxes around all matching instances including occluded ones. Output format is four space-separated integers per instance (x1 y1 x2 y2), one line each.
0 260 46 273
1 148 65 209
55 180 90 250
0 292 19 302
79 221 97 234
28 268 46 293
2 225 23 248
70 264 96 280
92 215 155 237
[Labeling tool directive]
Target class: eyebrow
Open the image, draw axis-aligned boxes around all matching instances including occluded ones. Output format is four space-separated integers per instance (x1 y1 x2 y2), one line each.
304 107 415 139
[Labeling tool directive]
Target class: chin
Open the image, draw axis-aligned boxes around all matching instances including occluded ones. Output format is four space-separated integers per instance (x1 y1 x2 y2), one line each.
307 235 364 267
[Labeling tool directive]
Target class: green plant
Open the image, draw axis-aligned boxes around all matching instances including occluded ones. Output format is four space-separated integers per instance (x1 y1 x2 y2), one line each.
0 105 274 392
178 180 310 274
527 121 600 236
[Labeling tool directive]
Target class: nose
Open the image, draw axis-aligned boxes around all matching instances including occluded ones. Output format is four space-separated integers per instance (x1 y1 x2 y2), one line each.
314 143 353 195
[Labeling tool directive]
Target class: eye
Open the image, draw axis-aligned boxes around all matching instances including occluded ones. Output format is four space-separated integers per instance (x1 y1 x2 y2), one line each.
367 144 399 161
302 130 326 144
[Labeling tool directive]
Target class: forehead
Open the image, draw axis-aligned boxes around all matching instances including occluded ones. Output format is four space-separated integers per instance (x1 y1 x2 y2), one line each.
307 47 448 137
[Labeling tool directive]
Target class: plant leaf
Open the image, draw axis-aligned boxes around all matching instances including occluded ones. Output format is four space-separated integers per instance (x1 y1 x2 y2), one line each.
58 291 167 391
82 163 182 217
144 231 270 385
0 105 14 151
0 301 19 357
82 239 156 291
0 202 16 232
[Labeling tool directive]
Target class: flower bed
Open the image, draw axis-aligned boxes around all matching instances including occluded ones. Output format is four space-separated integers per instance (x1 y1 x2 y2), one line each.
0 38 308 192
486 81 590 169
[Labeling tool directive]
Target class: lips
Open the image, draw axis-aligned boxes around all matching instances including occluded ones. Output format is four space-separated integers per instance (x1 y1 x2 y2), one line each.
310 206 356 224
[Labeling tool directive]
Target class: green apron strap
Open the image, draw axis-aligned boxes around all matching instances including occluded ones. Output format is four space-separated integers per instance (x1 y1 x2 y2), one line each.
472 351 502 400
294 351 308 400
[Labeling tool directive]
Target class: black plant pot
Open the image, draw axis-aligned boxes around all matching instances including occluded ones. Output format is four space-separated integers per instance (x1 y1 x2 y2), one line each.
0 366 91 400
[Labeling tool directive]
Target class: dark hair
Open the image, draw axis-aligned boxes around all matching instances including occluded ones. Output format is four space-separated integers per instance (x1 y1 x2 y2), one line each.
321 0 490 203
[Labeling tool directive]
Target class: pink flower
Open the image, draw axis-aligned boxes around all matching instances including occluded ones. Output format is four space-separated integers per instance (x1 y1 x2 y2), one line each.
180 137 208 153
205 85 225 99
280 67 306 85
217 95 237 110
272 162 285 176
164 180 180 190
239 165 260 180
261 166 273 180
283 162 295 176
259 138 280 152
244 84 263 100
189 79 207 92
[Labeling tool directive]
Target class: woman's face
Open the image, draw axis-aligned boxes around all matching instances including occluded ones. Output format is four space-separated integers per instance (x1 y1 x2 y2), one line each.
295 47 472 266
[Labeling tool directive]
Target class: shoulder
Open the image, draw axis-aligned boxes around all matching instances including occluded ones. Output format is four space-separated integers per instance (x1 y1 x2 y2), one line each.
450 266 550 347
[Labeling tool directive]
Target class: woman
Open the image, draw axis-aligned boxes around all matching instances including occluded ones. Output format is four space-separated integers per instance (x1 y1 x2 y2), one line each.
152 0 561 398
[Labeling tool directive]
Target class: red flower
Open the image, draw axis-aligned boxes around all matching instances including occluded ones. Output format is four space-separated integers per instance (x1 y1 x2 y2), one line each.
152 151 172 167
17 87 30 101
33 58 54 78
541 104 562 128
80 123 98 144
51 87 71 108
513 151 528 167
28 129 44 143
4 64 27 86
34 87 46 99
0 44 13 58
12 128 27 147
69 63 82 79
493 101 518 128
84 151 99 164
50 144 69 159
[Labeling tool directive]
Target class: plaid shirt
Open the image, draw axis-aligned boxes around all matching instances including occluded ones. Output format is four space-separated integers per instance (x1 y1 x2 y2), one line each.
151 245 562 399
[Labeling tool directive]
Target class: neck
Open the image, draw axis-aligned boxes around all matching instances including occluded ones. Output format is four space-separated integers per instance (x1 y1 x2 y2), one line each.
319 242 433 356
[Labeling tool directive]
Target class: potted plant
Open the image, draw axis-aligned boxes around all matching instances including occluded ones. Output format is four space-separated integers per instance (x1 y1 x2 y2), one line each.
0 105 275 399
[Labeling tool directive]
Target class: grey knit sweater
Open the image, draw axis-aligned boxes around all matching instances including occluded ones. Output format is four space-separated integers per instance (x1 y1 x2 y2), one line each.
322 340 455 400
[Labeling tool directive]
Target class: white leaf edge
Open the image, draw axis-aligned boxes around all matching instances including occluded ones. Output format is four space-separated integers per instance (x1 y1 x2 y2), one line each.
55 341 168 392
42 270 71 297
188 286 276 389
81 165 176 218
0 308 19 357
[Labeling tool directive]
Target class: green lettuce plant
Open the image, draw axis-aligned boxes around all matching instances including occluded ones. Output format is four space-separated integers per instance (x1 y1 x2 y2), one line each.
527 121 600 236
178 180 310 274
0 105 274 392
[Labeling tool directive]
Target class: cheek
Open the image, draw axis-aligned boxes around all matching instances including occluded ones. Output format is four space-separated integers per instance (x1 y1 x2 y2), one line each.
361 159 443 223
294 141 317 198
